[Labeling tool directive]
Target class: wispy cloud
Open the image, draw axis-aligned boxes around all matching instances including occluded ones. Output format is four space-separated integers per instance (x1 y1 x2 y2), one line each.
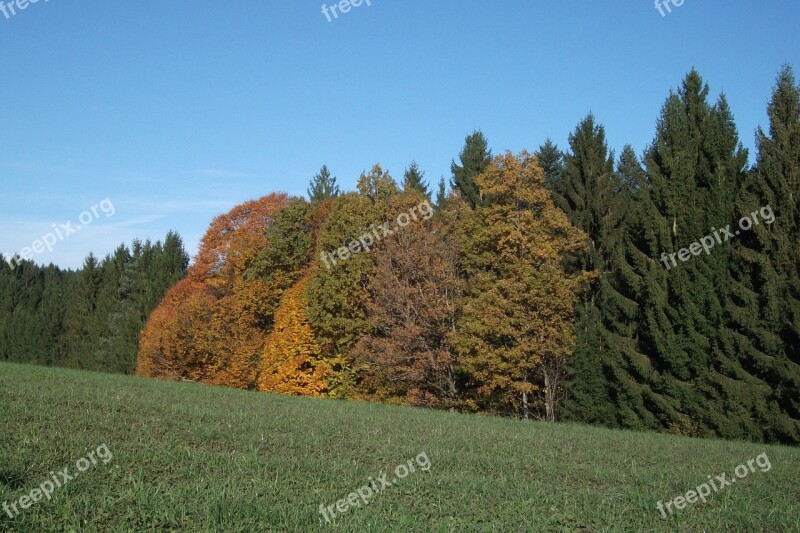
118 197 237 213
110 215 166 228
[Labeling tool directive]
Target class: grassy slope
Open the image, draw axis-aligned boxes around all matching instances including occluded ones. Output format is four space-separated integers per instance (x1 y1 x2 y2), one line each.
0 363 798 532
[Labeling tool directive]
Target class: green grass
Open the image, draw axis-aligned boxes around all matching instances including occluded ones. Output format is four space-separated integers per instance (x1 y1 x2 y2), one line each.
0 362 798 532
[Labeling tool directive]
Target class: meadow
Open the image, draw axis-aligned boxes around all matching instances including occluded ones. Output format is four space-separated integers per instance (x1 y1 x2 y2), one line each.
1 362 798 532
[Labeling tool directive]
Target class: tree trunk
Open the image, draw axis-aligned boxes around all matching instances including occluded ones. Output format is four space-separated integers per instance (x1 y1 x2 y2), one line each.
522 370 529 420
544 369 554 422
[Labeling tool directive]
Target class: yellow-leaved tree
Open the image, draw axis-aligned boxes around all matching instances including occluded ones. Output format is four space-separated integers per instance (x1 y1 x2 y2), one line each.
258 275 331 396
453 151 596 421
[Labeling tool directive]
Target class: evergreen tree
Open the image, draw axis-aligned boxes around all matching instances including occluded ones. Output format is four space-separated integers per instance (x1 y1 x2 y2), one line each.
435 176 449 211
95 244 136 373
557 114 617 255
307 165 340 204
536 138 566 197
60 253 102 369
638 70 750 438
1 234 187 374
451 130 491 208
753 66 800 364
152 231 190 309
558 122 644 426
726 65 800 443
402 161 430 199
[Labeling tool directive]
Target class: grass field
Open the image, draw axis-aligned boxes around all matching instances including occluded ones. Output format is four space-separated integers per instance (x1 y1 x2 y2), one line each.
0 362 798 532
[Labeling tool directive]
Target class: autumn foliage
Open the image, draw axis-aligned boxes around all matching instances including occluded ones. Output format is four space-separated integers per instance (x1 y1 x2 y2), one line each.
258 275 331 396
452 152 595 419
136 194 289 388
136 156 591 420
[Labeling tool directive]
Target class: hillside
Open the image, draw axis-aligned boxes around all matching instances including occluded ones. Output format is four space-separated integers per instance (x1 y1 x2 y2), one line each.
1 362 798 532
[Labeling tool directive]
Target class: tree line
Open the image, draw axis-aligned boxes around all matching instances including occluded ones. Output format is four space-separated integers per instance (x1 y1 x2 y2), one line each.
5 66 798 446
0 233 188 374
555 67 799 444
138 67 800 445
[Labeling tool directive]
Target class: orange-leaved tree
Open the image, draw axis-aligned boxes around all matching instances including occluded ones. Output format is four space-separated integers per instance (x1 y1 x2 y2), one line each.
136 193 289 388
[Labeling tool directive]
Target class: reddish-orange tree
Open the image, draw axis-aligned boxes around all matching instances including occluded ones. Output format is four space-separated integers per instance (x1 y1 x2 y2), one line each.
136 193 289 388
134 278 217 382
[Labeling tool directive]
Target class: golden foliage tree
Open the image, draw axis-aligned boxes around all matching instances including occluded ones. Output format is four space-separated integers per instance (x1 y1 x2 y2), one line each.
259 275 331 396
453 152 595 420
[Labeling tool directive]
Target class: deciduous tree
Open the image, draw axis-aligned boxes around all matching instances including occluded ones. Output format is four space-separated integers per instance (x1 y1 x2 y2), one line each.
454 151 593 420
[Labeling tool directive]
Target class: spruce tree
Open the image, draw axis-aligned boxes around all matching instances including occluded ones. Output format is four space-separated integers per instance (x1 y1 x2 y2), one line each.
557 114 617 252
402 161 430 199
61 253 102 368
307 165 340 203
536 138 566 197
638 70 750 438
451 130 491 208
726 66 800 443
435 176 449 211
555 118 645 427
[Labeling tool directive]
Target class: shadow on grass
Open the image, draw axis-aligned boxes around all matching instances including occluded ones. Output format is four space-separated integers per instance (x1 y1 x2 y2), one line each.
0 470 26 491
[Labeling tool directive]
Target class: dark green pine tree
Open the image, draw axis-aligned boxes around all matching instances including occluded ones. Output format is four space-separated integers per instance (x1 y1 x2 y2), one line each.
451 130 491 208
60 253 103 368
1 234 188 373
307 165 340 204
726 65 800 444
535 138 566 197
557 114 617 268
0 259 69 365
97 235 190 374
91 245 131 372
597 146 665 429
639 70 751 439
34 265 69 366
753 66 800 366
402 161 430 200
555 117 649 427
435 176 449 211
149 231 190 312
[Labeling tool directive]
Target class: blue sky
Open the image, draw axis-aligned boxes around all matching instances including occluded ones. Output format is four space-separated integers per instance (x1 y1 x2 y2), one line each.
1 1 797 269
